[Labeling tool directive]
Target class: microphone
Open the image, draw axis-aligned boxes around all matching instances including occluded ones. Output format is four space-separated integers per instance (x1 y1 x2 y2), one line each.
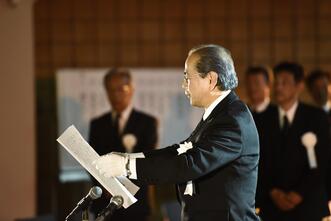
95 195 124 221
65 186 102 221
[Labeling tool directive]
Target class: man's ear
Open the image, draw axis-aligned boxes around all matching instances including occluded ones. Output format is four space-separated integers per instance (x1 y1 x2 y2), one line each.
209 71 218 90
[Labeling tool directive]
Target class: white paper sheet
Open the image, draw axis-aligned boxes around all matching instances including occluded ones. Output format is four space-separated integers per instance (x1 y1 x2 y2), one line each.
57 125 139 208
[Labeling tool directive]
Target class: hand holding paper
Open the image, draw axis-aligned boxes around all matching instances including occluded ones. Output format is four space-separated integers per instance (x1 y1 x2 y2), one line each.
57 125 139 208
94 153 128 177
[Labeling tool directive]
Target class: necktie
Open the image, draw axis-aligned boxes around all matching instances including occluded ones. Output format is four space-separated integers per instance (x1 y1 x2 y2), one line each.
281 115 289 138
112 113 122 148
113 113 121 137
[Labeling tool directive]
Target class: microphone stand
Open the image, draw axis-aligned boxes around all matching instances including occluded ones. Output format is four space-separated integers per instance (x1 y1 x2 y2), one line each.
65 186 102 221
95 195 123 221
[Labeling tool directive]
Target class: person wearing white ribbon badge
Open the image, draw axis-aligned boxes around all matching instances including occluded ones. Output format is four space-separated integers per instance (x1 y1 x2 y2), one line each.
94 44 261 221
259 62 331 221
305 69 331 209
88 68 158 221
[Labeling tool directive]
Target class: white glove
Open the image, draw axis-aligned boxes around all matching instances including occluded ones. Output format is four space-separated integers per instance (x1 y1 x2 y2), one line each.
94 153 128 177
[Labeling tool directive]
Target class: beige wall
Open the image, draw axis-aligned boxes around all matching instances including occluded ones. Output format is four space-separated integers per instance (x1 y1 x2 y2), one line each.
0 0 36 220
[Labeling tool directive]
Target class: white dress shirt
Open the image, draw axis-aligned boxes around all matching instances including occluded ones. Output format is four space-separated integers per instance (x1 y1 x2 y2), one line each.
278 101 298 128
112 104 133 133
203 90 231 120
250 97 270 113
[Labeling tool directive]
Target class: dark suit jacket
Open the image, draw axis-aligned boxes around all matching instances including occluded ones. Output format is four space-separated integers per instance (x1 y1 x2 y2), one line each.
88 109 157 220
251 104 278 209
135 91 260 221
327 111 331 201
261 103 330 221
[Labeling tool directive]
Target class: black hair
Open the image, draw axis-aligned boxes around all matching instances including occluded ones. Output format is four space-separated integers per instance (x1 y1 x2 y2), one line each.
189 44 238 90
245 66 270 84
103 68 132 89
273 61 304 83
306 69 330 89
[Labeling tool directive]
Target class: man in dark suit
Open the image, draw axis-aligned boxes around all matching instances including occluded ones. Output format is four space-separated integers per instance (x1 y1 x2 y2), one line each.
245 65 277 213
261 62 330 221
305 69 331 213
94 44 260 221
89 68 158 221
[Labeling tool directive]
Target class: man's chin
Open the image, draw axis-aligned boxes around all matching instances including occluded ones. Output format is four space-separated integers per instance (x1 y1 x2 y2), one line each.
189 99 196 106
275 96 284 104
190 99 203 108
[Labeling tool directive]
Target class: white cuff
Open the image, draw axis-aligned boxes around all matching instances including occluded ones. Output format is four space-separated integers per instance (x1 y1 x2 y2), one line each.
184 180 193 196
129 152 145 159
128 158 138 179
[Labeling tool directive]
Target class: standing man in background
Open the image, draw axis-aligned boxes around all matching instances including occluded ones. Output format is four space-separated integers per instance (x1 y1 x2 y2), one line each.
306 69 331 116
245 65 276 214
94 44 260 221
261 62 330 221
306 69 331 213
245 65 274 118
88 68 158 221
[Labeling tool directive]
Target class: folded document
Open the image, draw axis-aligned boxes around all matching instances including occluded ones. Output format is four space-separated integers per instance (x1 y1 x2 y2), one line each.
57 125 139 208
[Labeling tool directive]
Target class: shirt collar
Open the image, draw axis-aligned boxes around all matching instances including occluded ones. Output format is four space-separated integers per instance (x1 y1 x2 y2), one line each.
278 101 298 125
112 104 133 122
203 90 231 121
251 97 270 113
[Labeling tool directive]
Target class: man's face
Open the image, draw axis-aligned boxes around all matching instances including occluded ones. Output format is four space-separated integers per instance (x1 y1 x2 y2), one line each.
105 75 133 113
274 71 300 106
245 73 269 104
182 54 210 107
309 77 329 106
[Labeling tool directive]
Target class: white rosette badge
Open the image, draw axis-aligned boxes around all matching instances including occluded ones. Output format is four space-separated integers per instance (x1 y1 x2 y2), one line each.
177 141 193 155
301 132 318 169
177 141 194 196
122 134 137 153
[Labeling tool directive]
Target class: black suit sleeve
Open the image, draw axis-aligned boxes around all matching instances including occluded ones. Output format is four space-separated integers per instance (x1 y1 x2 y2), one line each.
136 117 243 184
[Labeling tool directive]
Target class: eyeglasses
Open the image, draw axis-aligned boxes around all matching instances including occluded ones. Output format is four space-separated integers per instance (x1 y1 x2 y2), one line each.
183 73 189 84
183 71 206 84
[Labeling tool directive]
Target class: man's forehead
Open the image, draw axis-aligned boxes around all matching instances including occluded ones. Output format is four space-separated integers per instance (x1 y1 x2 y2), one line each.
185 55 198 72
276 71 295 79
109 75 130 83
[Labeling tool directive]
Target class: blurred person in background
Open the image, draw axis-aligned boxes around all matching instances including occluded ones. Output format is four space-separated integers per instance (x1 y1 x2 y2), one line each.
306 69 331 116
306 69 331 216
260 62 330 221
88 68 158 221
245 65 274 118
245 65 277 216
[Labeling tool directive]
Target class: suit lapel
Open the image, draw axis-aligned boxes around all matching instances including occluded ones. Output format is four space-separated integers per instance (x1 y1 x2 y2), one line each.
187 118 204 140
188 91 238 141
122 109 136 135
206 91 238 122
274 108 283 152
288 103 304 138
